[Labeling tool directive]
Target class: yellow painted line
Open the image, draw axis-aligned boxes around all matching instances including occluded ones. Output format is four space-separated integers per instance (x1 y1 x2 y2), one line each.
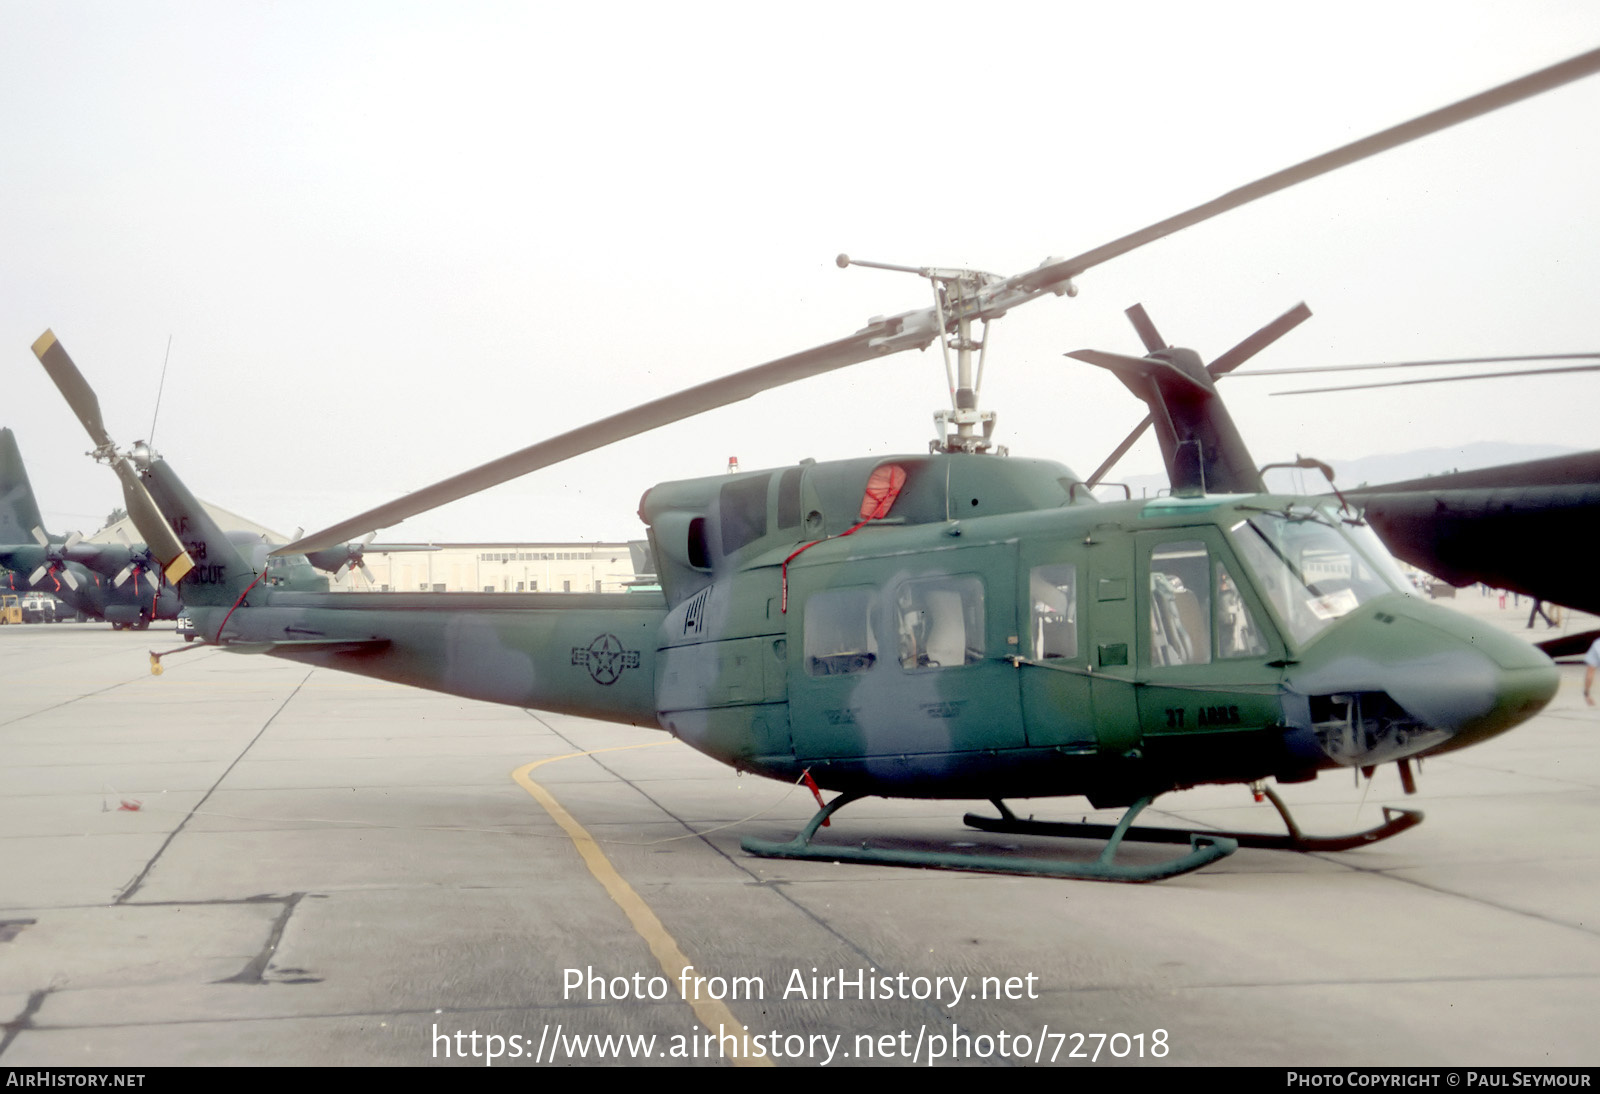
513 744 771 1067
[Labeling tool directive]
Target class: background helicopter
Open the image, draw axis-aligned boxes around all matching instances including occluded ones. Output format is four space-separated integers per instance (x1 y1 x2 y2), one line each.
1234 355 1600 631
31 46 1598 881
0 425 436 625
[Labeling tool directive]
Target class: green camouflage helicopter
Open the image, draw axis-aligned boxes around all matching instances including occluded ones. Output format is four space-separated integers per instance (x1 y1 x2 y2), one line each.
31 47 1598 882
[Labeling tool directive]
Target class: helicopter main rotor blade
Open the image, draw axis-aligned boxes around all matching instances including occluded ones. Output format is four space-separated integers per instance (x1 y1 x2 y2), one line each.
108 458 195 584
32 330 113 450
281 46 1600 553
277 323 939 554
1006 47 1600 298
1272 362 1600 395
1236 352 1600 377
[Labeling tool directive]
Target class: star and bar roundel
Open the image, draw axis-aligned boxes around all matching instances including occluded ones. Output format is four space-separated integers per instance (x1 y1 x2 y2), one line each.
571 633 641 685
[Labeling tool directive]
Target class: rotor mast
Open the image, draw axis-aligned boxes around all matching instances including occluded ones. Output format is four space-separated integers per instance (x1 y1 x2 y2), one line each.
838 254 1058 454
932 269 997 453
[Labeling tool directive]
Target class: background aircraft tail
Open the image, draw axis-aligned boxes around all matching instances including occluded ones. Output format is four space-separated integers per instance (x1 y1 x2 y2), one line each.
0 428 50 545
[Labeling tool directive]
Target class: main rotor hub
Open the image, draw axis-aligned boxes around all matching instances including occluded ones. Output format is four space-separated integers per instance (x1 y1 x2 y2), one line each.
837 255 1017 455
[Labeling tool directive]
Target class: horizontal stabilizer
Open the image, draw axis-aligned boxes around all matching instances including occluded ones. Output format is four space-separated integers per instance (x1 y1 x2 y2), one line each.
1067 349 1214 395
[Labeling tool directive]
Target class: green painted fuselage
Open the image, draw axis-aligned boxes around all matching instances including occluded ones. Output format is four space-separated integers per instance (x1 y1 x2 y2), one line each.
175 451 1557 807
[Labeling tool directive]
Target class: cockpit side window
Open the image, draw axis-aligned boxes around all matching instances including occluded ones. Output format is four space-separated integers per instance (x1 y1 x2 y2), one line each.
1228 510 1407 646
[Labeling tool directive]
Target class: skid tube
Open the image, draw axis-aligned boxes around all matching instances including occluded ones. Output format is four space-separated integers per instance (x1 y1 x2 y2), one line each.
741 790 1237 883
963 785 1422 853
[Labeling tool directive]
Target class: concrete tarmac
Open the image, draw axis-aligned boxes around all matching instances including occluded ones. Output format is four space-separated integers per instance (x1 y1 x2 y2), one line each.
1 594 1597 1068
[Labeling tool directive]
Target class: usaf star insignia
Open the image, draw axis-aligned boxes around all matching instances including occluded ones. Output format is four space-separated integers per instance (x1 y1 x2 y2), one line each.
572 633 641 685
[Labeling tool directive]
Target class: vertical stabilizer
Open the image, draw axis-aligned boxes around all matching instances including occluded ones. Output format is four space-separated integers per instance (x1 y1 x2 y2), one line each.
1072 349 1266 495
136 457 260 607
0 428 49 545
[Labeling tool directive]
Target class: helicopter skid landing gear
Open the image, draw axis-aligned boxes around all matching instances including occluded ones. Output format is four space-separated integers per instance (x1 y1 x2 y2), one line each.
741 790 1236 883
963 785 1422 854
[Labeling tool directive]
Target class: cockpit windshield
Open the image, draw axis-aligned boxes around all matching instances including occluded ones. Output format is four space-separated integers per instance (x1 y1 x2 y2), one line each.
1227 508 1410 646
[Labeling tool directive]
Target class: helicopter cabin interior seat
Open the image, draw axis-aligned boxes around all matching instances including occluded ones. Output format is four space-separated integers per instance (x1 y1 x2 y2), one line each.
895 577 984 670
1149 540 1213 667
1216 566 1267 658
804 587 878 676
1029 566 1077 660
1150 572 1211 667
900 587 965 669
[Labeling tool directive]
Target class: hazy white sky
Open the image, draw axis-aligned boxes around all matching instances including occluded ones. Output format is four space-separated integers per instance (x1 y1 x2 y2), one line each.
4 2 1599 542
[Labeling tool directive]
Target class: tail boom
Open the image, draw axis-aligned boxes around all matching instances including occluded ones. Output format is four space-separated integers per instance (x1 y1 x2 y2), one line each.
196 591 667 725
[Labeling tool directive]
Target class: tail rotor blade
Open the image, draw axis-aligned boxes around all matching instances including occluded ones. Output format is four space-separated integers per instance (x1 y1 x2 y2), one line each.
1205 302 1313 377
28 565 48 586
1077 302 1312 488
30 526 48 547
1125 303 1167 354
1085 415 1154 489
59 567 79 591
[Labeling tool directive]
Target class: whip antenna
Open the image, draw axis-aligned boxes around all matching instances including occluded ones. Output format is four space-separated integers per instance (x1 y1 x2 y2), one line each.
149 335 172 447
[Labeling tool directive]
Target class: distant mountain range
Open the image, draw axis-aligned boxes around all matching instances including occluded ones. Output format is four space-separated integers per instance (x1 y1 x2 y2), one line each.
1107 442 1583 499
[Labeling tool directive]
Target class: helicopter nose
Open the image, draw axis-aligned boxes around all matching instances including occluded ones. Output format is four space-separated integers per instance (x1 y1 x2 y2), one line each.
1284 594 1558 765
1389 597 1559 754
